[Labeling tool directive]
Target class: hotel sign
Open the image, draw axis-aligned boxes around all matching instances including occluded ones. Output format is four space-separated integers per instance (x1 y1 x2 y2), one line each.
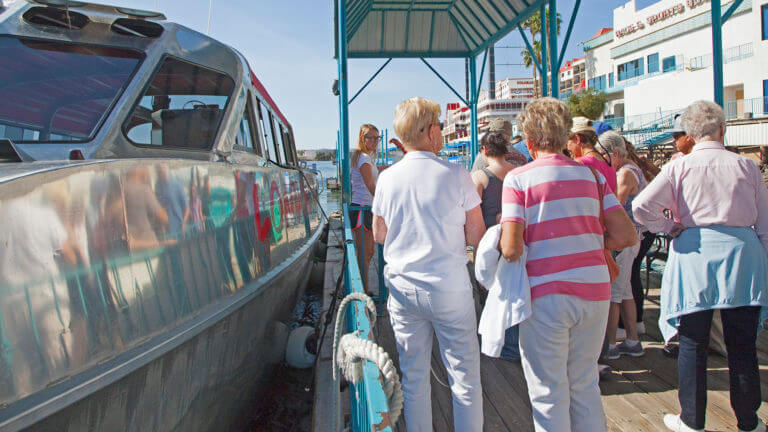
615 0 710 39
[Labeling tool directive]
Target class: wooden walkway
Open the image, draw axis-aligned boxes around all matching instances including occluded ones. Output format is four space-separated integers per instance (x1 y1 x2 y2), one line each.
368 262 768 432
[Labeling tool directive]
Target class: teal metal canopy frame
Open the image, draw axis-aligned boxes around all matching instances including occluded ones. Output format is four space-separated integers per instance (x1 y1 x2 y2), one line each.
333 1 583 431
711 0 745 106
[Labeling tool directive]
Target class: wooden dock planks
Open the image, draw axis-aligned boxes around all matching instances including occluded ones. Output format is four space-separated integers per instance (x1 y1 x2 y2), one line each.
366 267 768 432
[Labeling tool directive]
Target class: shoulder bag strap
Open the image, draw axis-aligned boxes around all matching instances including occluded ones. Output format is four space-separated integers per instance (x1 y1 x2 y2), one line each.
587 166 606 230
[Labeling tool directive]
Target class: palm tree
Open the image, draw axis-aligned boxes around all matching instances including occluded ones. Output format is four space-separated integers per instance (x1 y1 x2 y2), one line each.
520 8 562 98
521 41 542 97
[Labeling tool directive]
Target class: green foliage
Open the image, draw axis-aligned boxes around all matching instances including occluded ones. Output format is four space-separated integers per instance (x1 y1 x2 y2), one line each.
568 88 607 120
314 151 335 161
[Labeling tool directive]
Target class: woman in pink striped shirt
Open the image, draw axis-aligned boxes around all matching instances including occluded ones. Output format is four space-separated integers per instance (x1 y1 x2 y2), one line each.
499 98 637 432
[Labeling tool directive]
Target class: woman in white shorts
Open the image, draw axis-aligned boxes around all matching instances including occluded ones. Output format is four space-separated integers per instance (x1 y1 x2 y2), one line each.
599 131 646 359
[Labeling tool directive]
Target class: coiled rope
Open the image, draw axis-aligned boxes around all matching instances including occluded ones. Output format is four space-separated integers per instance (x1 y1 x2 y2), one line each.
332 292 404 425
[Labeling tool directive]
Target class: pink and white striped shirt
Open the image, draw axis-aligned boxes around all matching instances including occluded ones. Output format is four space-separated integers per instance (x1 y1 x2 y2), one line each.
500 154 622 301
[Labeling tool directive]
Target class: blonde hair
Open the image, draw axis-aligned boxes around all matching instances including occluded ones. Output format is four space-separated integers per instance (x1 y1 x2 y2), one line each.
393 97 441 147
519 97 572 153
352 123 378 168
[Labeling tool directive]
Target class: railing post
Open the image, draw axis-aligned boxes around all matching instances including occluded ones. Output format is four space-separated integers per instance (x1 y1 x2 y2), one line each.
469 55 478 166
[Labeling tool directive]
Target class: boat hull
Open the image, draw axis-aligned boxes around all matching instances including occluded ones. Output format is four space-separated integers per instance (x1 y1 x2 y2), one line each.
24 242 315 432
0 159 324 431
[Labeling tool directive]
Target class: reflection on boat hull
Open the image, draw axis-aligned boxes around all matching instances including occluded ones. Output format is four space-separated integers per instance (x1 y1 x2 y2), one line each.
0 159 323 431
26 246 314 432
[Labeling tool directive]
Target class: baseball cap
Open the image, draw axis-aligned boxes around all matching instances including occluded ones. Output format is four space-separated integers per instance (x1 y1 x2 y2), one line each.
593 121 613 136
571 116 596 134
488 118 513 137
668 115 685 134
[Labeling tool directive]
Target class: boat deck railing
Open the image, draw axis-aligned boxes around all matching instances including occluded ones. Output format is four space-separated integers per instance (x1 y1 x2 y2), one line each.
340 203 393 431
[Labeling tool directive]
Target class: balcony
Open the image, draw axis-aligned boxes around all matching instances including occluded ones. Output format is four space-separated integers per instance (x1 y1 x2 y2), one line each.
688 42 754 71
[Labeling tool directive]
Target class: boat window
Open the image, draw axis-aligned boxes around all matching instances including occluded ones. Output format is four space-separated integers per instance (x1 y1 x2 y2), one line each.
0 36 143 143
281 126 295 165
234 91 261 156
273 116 287 165
267 111 282 165
124 56 234 150
256 98 275 161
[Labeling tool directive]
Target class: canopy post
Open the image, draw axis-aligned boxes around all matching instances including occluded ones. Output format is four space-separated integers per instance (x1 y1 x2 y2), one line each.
337 0 351 202
711 0 724 106
548 0 559 99
469 55 479 166
540 5 548 97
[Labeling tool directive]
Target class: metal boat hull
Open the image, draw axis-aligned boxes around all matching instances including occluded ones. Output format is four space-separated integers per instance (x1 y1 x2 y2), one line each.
0 159 323 431
25 244 314 432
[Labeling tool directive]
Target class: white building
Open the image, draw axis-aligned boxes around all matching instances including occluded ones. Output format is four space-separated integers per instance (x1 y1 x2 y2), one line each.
583 0 768 146
442 78 535 143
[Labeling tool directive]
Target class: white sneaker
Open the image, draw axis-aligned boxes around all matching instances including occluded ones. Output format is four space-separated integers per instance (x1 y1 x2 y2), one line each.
740 418 768 432
663 414 703 432
616 327 627 341
637 322 646 335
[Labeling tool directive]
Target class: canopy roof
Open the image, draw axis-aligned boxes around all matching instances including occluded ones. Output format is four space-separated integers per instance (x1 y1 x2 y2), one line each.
337 0 549 58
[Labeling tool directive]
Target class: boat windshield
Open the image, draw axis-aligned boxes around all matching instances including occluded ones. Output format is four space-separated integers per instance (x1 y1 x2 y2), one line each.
0 36 143 143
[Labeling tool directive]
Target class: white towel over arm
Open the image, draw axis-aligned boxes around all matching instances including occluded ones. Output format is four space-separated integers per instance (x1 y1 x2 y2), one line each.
475 225 531 357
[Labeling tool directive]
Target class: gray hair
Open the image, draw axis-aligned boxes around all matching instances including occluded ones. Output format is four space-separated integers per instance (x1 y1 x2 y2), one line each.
681 100 725 141
598 130 627 158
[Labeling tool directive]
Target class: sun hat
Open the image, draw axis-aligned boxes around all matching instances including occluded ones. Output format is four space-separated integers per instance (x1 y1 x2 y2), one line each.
488 118 513 137
571 116 596 134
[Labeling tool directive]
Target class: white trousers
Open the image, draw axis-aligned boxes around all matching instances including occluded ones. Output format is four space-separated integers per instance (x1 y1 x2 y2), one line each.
519 294 609 432
387 286 483 432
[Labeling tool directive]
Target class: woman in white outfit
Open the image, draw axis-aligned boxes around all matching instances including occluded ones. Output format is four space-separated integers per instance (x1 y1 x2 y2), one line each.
599 130 647 359
348 124 378 293
372 97 486 432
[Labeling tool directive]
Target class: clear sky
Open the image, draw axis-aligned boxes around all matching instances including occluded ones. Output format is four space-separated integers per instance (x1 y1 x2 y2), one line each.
90 0 659 150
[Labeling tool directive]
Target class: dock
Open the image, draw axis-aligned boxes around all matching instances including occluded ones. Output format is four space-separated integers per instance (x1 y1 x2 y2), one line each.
317 221 768 431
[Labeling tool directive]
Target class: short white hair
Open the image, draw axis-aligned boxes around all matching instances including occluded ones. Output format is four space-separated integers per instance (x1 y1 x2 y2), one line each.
681 100 725 141
598 130 627 158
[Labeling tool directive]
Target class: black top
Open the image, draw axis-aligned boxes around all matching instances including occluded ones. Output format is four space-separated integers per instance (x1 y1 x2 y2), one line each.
480 167 503 228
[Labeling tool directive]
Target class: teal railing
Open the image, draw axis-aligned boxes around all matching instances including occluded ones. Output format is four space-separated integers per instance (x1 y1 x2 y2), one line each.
342 203 392 431
724 96 768 120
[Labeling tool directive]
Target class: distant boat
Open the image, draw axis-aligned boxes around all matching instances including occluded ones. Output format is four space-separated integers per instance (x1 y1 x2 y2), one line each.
326 177 341 190
0 2 323 431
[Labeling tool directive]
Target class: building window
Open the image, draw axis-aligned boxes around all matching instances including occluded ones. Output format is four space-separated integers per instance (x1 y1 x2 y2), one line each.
663 56 677 72
588 75 606 91
764 79 768 114
617 58 644 81
648 53 659 73
609 72 614 88
763 4 768 40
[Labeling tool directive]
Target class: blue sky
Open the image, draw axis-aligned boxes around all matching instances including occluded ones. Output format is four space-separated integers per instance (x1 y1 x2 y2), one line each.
91 0 659 150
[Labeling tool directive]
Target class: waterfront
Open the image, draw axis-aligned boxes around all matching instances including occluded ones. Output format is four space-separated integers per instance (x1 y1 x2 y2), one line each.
310 160 342 215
